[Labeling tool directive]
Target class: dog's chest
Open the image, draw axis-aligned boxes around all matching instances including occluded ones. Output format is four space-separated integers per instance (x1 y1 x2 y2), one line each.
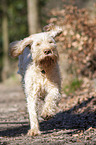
25 64 60 93
26 65 48 86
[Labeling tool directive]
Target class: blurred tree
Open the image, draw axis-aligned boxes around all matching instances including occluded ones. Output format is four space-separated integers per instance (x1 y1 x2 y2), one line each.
0 0 47 81
8 0 28 41
27 0 40 34
1 0 10 81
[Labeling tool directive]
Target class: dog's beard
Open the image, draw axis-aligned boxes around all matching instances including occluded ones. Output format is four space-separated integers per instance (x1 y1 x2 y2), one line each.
39 56 57 67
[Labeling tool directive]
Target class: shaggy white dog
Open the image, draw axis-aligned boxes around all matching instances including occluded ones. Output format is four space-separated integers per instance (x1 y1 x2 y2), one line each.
9 24 62 136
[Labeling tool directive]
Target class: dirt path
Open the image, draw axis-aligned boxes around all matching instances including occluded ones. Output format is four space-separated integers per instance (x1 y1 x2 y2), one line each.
0 82 96 145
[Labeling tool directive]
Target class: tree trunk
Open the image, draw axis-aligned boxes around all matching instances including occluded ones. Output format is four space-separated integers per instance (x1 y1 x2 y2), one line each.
2 0 10 81
27 0 40 35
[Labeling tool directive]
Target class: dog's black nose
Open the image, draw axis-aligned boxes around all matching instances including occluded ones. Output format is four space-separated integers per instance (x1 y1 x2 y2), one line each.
44 49 52 55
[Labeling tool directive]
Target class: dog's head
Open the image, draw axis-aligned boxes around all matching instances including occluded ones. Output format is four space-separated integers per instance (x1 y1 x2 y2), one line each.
9 24 62 66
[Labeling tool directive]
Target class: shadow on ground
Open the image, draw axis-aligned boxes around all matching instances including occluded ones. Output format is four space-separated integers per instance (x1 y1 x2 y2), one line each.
0 96 96 137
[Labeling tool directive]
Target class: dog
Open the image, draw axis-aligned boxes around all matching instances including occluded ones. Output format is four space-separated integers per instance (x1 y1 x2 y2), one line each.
9 24 62 136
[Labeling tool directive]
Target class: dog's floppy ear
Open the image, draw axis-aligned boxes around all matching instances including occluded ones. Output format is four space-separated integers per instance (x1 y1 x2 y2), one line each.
9 36 33 58
43 23 62 38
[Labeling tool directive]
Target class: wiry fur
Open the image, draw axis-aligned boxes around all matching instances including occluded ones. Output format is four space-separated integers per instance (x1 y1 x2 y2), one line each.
9 24 62 136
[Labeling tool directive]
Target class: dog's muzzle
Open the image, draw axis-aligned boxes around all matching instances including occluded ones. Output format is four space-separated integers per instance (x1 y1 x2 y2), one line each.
43 49 52 55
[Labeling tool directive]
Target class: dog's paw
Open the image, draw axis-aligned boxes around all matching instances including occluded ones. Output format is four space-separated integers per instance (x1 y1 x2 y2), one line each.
41 114 53 120
27 129 41 136
41 109 55 120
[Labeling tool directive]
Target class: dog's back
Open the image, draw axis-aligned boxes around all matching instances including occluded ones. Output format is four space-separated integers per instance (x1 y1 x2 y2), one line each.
17 47 32 77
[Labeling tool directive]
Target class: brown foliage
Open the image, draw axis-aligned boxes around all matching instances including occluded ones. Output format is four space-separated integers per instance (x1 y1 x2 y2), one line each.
48 5 96 78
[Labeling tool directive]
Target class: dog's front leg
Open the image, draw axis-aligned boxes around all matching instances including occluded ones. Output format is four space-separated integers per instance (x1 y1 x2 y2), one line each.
26 94 41 136
41 87 61 119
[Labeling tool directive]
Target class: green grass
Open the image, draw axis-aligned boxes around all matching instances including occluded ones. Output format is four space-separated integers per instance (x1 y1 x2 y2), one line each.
63 78 83 95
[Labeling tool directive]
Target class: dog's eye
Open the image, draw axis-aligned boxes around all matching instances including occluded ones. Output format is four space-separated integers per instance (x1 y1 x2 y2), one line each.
49 40 53 43
36 42 41 46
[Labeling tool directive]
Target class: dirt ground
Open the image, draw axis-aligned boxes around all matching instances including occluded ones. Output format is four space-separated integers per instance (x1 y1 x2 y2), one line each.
0 79 96 145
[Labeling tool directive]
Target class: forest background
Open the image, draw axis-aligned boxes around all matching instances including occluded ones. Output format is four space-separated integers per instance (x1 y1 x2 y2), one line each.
0 0 96 95
0 1 96 144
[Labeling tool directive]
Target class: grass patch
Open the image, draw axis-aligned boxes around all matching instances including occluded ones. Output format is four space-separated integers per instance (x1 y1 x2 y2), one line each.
63 78 83 95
